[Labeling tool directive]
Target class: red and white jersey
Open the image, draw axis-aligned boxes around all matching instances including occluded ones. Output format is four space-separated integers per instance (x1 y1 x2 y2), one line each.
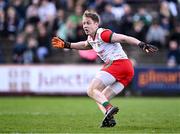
87 28 128 63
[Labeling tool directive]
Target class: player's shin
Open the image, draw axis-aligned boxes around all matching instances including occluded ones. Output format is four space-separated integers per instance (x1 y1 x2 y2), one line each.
92 89 109 104
96 85 121 115
102 87 116 100
103 82 125 99
96 102 106 114
96 88 113 115
87 88 112 111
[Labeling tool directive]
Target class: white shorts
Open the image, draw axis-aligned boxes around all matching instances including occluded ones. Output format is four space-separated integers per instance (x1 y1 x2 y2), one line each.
95 71 124 94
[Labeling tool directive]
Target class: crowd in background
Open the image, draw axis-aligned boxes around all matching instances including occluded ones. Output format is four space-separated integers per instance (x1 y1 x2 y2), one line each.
0 0 179 67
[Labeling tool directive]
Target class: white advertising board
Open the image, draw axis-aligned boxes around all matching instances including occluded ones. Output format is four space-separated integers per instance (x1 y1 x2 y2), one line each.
0 65 101 94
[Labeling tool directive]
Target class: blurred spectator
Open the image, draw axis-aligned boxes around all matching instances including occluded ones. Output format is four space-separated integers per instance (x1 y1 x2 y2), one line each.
12 33 26 63
177 1 180 21
168 0 178 18
131 20 147 41
67 4 83 42
38 0 56 23
132 7 152 40
119 4 133 35
159 1 173 32
100 2 117 31
111 0 125 22
160 16 171 34
24 23 37 39
23 36 39 64
76 0 87 8
11 0 26 19
0 0 7 11
69 5 83 27
0 9 6 37
11 0 26 31
167 40 180 67
88 0 106 14
170 23 180 45
52 9 65 36
57 17 76 42
76 23 86 41
26 0 40 24
133 7 152 27
146 20 166 48
37 22 50 63
66 0 74 11
55 0 66 10
6 6 20 40
159 1 171 19
56 0 74 11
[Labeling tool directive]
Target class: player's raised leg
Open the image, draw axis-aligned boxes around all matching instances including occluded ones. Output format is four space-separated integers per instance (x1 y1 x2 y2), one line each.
87 78 111 109
96 85 117 115
88 80 119 119
99 82 124 127
87 71 120 127
87 79 118 127
87 70 119 111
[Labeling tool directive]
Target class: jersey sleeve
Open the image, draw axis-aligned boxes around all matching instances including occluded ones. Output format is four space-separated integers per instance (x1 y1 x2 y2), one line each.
100 29 113 43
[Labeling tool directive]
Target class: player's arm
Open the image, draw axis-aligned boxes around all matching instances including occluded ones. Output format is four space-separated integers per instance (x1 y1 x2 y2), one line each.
111 33 140 46
71 41 92 50
51 37 92 50
101 29 158 53
111 33 158 53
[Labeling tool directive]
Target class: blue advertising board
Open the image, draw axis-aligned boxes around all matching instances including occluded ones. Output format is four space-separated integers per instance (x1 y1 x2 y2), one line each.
133 66 180 94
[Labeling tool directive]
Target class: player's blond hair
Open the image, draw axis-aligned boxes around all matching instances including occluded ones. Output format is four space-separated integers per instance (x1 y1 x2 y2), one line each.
83 10 100 23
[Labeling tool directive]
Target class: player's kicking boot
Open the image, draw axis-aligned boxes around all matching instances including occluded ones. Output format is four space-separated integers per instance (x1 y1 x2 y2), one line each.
100 116 116 127
100 106 119 127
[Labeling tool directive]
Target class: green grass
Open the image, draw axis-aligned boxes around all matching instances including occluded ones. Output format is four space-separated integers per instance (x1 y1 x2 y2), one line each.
0 97 180 133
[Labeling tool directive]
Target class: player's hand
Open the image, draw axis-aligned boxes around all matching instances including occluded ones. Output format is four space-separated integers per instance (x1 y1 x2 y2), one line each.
51 37 71 48
138 42 158 53
51 37 65 48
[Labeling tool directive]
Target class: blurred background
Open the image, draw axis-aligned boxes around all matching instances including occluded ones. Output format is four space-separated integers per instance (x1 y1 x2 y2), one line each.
0 0 179 96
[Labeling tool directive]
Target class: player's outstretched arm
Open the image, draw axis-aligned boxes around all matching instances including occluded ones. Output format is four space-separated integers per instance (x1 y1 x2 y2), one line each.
51 37 92 50
111 33 158 53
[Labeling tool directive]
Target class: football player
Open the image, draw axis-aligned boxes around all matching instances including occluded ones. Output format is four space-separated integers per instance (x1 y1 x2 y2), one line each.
52 10 158 127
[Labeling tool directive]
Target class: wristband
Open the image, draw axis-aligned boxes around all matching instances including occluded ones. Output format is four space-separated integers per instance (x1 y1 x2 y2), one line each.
64 41 71 49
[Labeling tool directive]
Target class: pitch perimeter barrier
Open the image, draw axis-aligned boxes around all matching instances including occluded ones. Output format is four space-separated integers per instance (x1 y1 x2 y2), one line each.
133 66 180 95
0 65 101 95
0 65 180 96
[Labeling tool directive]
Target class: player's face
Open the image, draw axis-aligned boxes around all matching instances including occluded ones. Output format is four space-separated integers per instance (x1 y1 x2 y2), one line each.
82 17 99 36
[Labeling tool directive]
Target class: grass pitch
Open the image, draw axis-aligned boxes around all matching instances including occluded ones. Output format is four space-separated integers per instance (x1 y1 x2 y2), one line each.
0 97 180 133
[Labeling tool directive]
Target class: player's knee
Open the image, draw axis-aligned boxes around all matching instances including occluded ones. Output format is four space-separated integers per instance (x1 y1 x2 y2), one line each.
87 88 93 98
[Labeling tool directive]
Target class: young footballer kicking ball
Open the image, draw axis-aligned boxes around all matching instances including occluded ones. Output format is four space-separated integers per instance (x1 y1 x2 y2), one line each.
51 10 158 127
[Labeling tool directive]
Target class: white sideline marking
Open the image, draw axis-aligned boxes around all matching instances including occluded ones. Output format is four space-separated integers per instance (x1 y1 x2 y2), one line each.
0 112 50 115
